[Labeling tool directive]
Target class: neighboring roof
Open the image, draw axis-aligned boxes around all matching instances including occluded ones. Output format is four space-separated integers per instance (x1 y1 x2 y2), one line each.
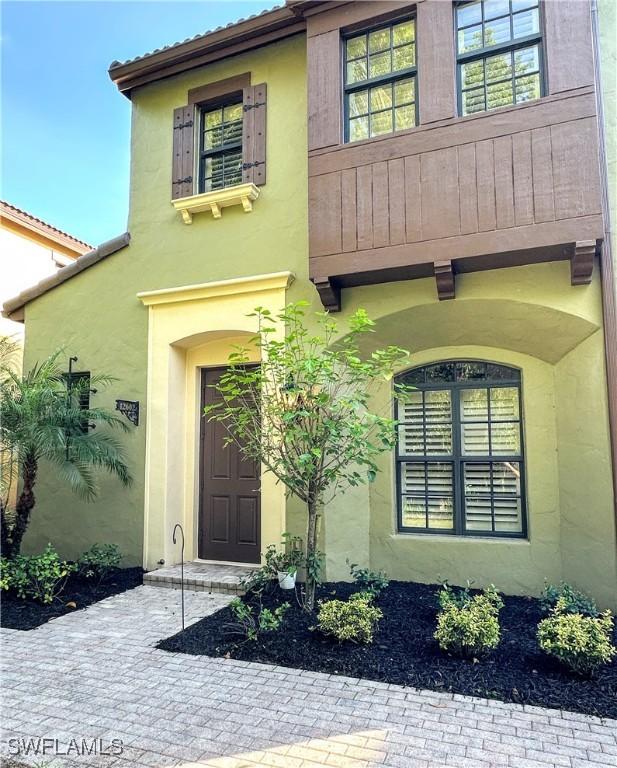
2 233 130 322
108 2 313 96
0 200 92 257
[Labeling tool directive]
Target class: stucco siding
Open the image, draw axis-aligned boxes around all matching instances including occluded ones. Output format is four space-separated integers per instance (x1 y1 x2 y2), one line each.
21 35 309 565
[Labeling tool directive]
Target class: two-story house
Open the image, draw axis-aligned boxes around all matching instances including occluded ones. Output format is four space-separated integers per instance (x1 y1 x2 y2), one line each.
4 0 616 607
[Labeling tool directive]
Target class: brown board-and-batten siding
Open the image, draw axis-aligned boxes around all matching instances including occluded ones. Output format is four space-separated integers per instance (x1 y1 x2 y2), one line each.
309 91 603 271
306 0 605 302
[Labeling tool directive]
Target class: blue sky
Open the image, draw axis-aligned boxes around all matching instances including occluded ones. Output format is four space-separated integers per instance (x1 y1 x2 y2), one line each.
1 0 274 246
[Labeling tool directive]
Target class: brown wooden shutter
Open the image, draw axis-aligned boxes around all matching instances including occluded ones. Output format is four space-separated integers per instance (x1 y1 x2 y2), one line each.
171 105 194 200
242 84 267 186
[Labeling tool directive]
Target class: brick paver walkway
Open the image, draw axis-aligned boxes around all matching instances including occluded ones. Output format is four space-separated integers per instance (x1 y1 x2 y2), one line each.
1 585 616 768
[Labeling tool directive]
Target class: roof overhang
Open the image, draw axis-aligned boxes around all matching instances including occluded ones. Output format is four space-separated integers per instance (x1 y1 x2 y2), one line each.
108 4 316 97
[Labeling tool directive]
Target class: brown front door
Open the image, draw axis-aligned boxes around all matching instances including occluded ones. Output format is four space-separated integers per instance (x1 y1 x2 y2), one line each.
198 367 261 563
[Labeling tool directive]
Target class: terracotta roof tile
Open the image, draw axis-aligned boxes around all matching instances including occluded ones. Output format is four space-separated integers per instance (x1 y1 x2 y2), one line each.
0 200 92 253
108 4 283 69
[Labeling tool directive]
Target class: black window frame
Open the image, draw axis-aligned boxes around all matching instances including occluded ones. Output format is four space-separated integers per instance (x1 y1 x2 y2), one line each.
197 97 244 194
394 360 528 539
455 0 545 118
343 15 418 144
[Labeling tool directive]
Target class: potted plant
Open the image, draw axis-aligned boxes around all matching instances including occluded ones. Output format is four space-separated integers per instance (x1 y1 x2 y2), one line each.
264 535 304 590
277 562 298 590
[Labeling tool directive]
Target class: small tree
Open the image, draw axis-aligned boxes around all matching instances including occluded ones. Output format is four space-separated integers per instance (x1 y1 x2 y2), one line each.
0 350 133 558
205 302 410 610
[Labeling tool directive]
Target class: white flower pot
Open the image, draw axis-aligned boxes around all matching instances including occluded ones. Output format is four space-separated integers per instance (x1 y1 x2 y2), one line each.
277 570 297 590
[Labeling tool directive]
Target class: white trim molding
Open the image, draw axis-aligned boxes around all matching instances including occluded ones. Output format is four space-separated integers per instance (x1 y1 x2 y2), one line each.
171 183 260 224
137 271 295 307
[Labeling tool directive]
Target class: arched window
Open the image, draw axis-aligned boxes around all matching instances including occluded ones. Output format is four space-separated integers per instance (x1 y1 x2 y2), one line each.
395 361 526 537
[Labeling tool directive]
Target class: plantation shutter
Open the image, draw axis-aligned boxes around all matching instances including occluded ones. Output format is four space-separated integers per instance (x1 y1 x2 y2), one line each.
398 390 455 530
242 83 267 186
460 386 522 533
171 105 194 200
396 370 524 535
463 462 522 533
398 391 452 456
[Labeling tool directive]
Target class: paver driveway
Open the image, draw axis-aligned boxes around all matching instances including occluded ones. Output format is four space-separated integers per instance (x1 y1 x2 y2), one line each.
1 585 616 768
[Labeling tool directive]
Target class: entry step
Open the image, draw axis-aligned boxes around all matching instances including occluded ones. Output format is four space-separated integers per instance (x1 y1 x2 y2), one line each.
144 562 254 594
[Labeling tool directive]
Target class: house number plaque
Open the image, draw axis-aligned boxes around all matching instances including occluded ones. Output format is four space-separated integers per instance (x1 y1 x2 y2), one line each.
115 399 139 426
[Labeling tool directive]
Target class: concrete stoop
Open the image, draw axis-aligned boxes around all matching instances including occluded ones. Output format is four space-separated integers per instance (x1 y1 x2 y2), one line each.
144 561 254 595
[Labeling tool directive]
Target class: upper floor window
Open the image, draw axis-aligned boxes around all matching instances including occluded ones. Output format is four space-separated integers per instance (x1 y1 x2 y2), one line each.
395 361 526 538
171 79 266 219
456 0 543 116
198 102 243 193
344 18 417 143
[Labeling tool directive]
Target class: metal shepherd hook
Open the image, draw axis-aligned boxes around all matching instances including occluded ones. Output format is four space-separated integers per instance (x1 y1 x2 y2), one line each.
172 523 185 630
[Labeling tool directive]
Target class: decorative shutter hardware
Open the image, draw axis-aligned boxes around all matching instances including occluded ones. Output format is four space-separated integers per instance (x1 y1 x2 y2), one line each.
171 105 195 200
242 83 267 186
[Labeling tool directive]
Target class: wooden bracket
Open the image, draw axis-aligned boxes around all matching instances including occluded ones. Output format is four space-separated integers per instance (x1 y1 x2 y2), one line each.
312 277 341 312
571 241 596 285
434 260 455 300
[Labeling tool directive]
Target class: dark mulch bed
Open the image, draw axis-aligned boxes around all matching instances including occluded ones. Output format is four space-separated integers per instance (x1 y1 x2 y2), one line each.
1 567 143 630
158 580 617 719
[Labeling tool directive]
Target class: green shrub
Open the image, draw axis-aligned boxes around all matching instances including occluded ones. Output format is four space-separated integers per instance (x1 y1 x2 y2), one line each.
78 543 121 583
434 585 503 658
7 544 76 604
537 598 616 675
348 561 389 597
540 582 597 617
227 597 289 641
317 592 382 644
0 557 14 591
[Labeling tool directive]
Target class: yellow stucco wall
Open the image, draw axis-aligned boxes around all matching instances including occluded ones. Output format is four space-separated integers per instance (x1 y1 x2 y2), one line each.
319 262 617 608
21 34 309 565
137 273 293 571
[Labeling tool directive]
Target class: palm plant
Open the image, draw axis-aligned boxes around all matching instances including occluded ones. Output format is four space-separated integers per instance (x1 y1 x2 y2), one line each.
0 335 20 369
0 349 132 558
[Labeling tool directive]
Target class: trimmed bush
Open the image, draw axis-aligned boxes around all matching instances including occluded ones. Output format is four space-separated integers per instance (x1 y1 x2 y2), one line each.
4 544 75 604
78 543 122 583
540 582 597 617
317 592 382 644
435 585 503 658
537 598 616 675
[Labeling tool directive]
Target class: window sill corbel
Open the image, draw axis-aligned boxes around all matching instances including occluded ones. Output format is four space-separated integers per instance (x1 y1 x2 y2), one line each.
171 182 260 224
